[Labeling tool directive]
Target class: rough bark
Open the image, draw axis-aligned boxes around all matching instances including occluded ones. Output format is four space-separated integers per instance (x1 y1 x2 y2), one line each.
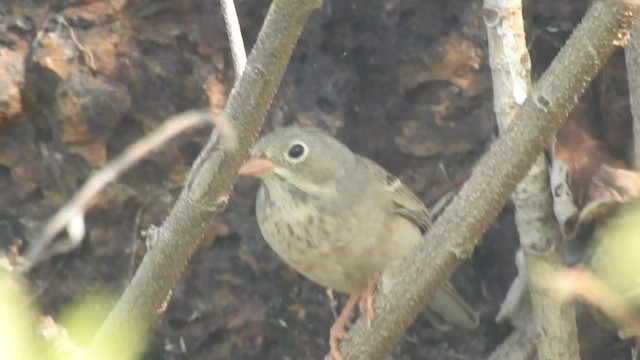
484 0 580 359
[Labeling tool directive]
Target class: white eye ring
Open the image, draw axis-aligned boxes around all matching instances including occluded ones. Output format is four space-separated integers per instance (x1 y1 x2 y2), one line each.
285 141 308 163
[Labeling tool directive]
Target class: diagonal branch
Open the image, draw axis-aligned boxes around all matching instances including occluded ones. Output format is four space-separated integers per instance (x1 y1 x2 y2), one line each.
85 1 323 359
340 3 640 359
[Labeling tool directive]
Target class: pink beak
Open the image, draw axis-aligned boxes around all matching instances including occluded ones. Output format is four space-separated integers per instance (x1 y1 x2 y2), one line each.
239 156 276 177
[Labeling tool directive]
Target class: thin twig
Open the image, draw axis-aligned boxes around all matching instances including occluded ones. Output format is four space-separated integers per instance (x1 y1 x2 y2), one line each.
56 15 97 70
23 110 213 266
221 0 247 79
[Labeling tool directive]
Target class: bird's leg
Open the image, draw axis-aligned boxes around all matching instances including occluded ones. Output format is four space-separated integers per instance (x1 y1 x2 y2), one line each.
329 293 359 360
329 280 379 359
326 288 339 319
359 279 378 325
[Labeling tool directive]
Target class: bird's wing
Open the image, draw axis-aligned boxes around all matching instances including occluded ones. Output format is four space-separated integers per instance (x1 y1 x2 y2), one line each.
355 155 432 232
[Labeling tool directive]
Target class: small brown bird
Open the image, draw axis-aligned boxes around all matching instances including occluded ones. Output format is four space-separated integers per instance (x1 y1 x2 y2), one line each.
240 126 478 359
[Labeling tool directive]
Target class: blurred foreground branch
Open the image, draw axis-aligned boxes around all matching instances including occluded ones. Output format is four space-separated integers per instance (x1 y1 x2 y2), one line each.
340 3 639 359
22 111 212 266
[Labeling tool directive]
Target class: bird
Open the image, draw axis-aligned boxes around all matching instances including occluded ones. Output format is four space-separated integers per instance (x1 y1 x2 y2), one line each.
239 126 478 360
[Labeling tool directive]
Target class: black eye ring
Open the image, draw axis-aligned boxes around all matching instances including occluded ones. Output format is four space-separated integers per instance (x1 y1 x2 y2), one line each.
288 143 306 159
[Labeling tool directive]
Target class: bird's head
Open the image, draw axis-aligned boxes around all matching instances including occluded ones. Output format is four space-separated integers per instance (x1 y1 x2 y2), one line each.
239 126 354 196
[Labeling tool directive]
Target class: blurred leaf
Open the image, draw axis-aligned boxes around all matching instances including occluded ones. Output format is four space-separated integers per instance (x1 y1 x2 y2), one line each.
0 267 39 359
589 199 640 306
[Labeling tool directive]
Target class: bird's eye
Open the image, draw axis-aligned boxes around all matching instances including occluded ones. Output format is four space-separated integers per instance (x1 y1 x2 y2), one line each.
286 142 308 162
288 144 305 158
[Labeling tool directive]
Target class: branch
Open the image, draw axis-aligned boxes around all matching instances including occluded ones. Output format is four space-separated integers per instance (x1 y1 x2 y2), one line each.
340 3 640 359
487 311 536 360
85 1 322 358
21 110 212 266
484 0 579 358
626 20 640 169
221 0 247 79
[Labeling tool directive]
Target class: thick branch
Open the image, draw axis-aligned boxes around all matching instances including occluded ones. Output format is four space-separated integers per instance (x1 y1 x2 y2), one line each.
484 0 579 359
85 1 322 358
340 3 639 359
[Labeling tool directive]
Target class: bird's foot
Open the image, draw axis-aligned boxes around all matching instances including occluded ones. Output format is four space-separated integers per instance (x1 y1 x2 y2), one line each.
328 293 359 360
327 281 379 359
329 322 348 360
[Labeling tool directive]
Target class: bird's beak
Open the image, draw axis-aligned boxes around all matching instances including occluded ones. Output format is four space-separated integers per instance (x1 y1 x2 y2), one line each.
239 153 276 177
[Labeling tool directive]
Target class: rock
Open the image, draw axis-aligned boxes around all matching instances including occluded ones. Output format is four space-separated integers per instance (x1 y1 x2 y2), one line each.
0 47 26 123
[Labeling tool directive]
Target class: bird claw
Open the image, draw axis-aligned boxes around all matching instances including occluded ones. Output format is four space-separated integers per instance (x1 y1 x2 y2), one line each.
329 323 349 360
327 280 379 359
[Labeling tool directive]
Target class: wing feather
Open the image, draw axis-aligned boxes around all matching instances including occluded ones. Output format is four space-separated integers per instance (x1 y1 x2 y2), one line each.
356 155 432 232
355 156 478 329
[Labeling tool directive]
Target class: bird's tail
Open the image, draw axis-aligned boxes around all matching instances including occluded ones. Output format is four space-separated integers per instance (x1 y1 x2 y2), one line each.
424 281 479 330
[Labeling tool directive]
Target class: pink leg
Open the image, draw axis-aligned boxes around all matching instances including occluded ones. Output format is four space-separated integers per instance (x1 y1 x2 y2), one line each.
329 293 359 360
359 279 378 325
